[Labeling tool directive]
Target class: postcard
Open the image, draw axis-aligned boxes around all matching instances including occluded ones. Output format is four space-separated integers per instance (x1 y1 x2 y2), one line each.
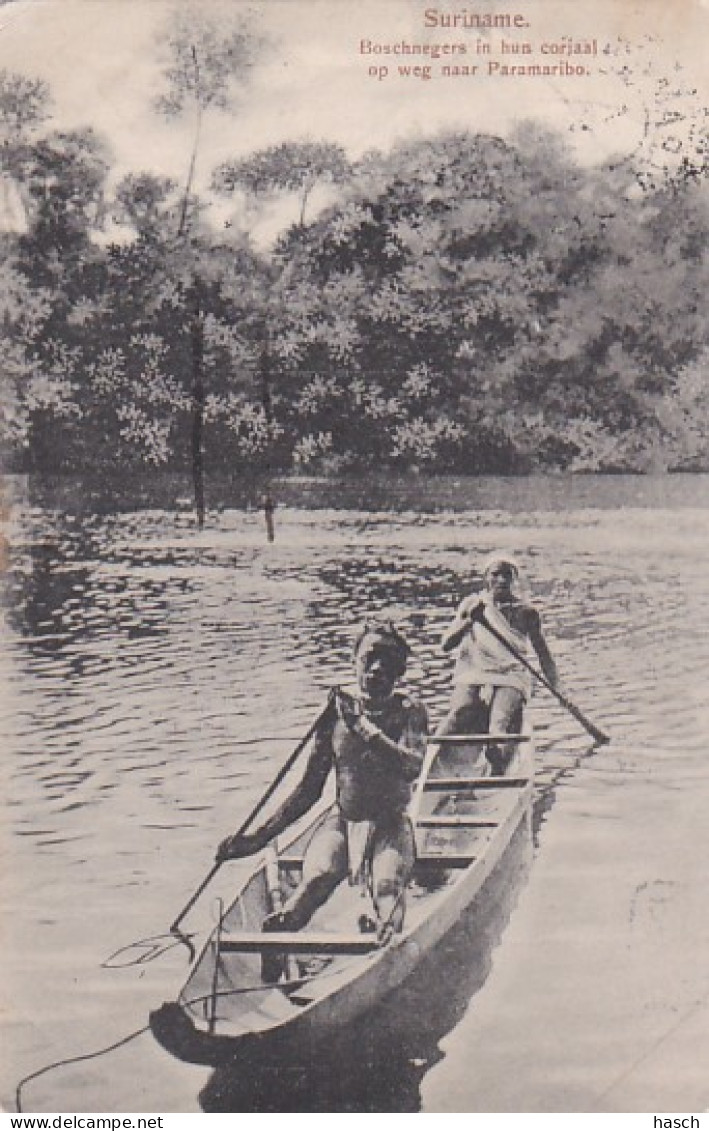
1 0 708 1116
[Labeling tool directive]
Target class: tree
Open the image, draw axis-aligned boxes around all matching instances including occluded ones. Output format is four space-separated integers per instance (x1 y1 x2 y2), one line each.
0 68 52 214
18 127 110 267
0 245 54 467
152 7 266 525
245 126 709 474
0 73 114 470
112 172 179 240
0 69 51 138
213 140 352 227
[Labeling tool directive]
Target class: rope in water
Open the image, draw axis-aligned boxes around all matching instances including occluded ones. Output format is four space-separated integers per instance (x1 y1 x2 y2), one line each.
15 1022 152 1114
14 977 317 1113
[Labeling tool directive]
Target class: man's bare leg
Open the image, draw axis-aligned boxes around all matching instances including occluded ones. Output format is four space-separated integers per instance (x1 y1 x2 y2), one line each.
486 686 524 775
371 816 415 944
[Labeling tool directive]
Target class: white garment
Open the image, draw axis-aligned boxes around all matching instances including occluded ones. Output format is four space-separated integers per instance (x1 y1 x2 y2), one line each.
346 819 374 887
453 593 532 699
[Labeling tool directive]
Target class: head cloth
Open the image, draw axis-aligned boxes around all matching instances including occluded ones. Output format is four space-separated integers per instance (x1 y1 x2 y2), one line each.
481 553 521 581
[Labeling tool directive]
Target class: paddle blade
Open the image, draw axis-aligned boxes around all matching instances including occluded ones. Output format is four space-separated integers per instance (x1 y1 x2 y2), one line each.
560 695 610 745
102 933 193 969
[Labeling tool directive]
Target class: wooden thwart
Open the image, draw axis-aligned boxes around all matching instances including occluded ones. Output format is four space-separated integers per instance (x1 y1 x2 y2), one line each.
219 931 379 955
423 776 529 791
415 853 476 868
416 816 499 828
153 701 540 1059
278 855 305 871
433 733 530 745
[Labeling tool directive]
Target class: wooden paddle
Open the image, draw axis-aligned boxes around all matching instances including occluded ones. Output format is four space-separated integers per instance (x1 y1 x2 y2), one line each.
170 688 337 935
475 609 610 745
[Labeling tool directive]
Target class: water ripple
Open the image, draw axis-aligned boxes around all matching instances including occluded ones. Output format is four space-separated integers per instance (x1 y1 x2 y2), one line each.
3 477 709 1112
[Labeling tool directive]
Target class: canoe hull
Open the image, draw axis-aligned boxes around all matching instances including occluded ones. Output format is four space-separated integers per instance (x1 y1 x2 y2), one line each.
151 727 534 1066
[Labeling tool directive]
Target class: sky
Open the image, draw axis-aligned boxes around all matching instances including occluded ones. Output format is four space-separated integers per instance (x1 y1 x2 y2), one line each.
1 0 707 238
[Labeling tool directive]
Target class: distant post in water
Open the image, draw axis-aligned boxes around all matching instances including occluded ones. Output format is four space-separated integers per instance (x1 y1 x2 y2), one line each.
191 278 205 529
259 341 276 542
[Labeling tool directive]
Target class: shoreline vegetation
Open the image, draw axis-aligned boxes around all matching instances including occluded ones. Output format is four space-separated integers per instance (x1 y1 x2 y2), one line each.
5 469 709 520
1 12 708 502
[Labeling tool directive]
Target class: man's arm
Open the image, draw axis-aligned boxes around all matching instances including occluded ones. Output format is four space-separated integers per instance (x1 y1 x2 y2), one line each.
218 720 334 860
396 700 429 780
341 694 428 781
441 596 483 654
527 608 559 689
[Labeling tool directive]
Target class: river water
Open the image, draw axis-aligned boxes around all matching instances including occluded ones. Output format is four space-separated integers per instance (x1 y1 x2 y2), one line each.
2 473 708 1113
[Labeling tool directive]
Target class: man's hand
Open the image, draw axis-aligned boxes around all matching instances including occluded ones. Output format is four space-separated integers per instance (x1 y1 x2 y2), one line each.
463 599 486 625
335 689 380 742
216 831 263 863
334 687 360 729
334 686 357 717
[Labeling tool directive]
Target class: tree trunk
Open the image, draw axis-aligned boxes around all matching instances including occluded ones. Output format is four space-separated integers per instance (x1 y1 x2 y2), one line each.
191 279 205 528
259 342 275 542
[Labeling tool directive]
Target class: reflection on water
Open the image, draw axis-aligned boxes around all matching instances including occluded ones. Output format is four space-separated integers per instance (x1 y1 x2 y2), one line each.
2 473 709 1112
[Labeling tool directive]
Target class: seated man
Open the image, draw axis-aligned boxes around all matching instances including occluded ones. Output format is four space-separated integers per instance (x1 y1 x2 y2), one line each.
217 622 428 966
438 554 558 775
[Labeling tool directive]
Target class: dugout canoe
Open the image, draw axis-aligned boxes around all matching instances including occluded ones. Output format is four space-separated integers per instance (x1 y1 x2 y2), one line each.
150 724 534 1066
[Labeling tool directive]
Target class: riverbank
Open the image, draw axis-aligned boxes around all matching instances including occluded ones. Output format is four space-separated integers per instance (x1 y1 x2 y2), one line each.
4 469 709 518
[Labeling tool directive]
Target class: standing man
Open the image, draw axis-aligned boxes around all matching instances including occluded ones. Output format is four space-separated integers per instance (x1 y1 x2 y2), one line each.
439 554 558 774
217 621 428 964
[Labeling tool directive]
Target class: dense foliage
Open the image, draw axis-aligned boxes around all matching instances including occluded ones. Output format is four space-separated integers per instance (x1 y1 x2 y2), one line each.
1 60 708 484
